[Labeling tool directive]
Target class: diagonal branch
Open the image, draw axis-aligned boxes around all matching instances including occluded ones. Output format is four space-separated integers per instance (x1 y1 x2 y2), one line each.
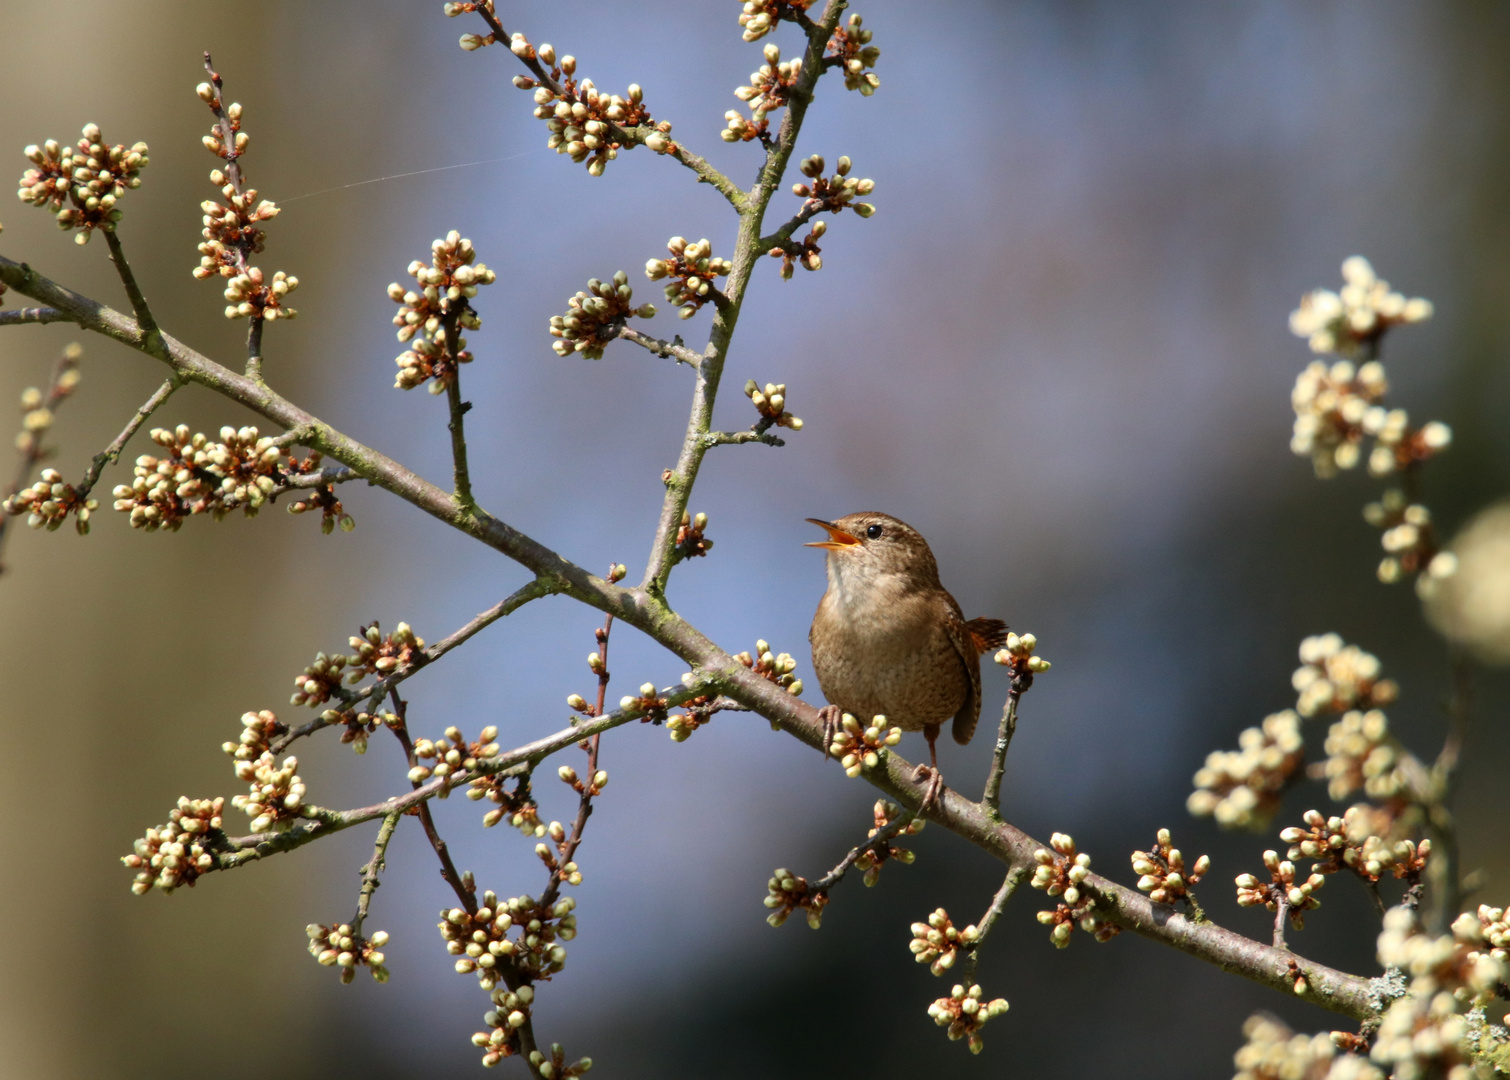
75 375 181 500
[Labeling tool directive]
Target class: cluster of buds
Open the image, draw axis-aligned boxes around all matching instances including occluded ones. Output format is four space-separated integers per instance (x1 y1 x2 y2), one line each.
1292 634 1399 717
231 752 306 833
222 267 297 322
854 799 923 887
549 271 655 359
471 773 544 835
828 713 902 778
442 890 576 987
222 709 287 765
110 424 288 531
665 701 712 743
764 868 828 929
1363 490 1441 584
3 469 96 534
526 1044 592 1080
390 231 495 391
1289 257 1432 359
470 983 535 1067
737 0 815 42
926 984 1010 1055
291 650 354 708
1187 710 1305 831
1130 828 1210 906
1231 1014 1364 1080
1378 907 1507 1008
1289 356 1451 485
1320 710 1416 803
792 154 876 217
1474 904 1510 965
674 511 713 561
192 78 298 320
535 820 584 888
724 43 801 143
349 621 427 680
324 708 381 754
306 923 390 984
11 345 80 460
828 14 881 95
1281 808 1431 885
410 725 501 788
909 907 976 977
744 380 804 429
618 682 669 723
556 762 608 800
1370 988 1475 1080
191 166 275 280
768 218 825 277
734 640 805 697
1289 359 1388 477
513 41 654 175
1367 413 1451 480
18 124 148 243
1235 849 1324 929
646 237 731 319
1031 833 1116 946
121 797 226 894
992 631 1051 681
284 452 354 534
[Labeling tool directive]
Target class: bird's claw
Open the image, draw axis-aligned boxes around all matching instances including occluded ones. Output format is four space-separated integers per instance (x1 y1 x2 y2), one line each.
817 705 843 760
912 763 944 813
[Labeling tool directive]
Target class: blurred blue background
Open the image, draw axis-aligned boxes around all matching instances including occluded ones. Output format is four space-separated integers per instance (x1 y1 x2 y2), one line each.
1 1 1507 1076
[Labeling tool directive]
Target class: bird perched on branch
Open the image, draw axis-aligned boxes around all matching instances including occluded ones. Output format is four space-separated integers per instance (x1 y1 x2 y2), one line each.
807 512 1008 809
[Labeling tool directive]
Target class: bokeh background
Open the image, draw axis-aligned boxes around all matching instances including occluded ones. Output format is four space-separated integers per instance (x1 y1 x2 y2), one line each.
2 1 1508 1077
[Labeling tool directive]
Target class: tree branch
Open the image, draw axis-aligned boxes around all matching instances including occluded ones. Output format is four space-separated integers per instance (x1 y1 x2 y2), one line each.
613 324 703 368
75 375 181 500
0 306 70 326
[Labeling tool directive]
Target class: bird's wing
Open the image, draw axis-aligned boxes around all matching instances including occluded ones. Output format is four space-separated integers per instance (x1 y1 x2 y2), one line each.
944 598 984 746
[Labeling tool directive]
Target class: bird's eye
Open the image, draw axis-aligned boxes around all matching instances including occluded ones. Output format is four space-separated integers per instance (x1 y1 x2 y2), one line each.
865 523 884 540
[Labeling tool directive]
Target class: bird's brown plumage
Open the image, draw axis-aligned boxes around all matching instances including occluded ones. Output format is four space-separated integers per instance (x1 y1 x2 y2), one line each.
807 512 1006 748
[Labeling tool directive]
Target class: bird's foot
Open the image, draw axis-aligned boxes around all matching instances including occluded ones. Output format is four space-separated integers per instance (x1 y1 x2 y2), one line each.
911 763 944 813
816 705 843 759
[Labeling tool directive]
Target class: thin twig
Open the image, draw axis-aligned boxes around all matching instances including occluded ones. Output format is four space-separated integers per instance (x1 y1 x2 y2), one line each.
75 376 180 500
470 6 744 211
441 311 475 509
982 676 1029 816
961 865 1028 983
352 809 402 935
1273 897 1290 950
268 576 558 754
614 325 703 368
388 688 475 911
701 428 785 449
246 315 264 381
103 229 161 351
809 805 920 894
0 307 70 326
0 348 82 573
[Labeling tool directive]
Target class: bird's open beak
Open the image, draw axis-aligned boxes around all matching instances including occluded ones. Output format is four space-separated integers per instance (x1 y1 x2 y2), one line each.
804 518 861 550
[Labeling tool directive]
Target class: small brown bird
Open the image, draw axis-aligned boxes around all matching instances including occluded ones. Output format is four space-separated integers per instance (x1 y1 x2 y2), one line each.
807 512 1008 808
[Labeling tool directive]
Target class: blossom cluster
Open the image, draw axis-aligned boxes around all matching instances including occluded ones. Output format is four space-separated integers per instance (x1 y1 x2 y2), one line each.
390 231 496 391
1288 256 1431 359
549 271 655 359
853 799 923 887
764 868 827 929
441 889 578 988
1130 828 1209 906
1280 807 1431 885
645 237 731 319
110 424 287 530
828 14 881 95
192 80 297 321
926 984 1010 1055
1235 849 1325 929
17 124 148 243
909 907 976 977
1188 710 1305 831
510 39 656 175
3 468 96 533
724 43 801 143
1292 634 1399 717
121 797 226 894
744 380 804 429
1030 833 1117 947
306 923 390 984
737 0 815 42
827 712 902 777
